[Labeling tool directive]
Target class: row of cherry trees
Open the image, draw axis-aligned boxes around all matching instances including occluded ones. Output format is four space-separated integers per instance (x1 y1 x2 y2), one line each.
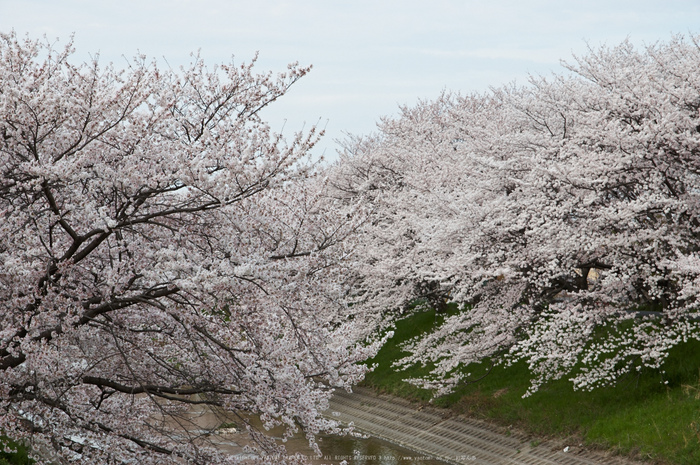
0 33 382 464
5 30 700 464
331 35 700 396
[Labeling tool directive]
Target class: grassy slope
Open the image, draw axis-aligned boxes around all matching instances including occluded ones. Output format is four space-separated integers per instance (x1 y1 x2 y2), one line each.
0 437 32 465
361 307 700 465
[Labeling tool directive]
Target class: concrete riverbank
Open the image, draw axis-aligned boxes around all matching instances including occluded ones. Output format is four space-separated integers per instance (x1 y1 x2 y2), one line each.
327 386 642 465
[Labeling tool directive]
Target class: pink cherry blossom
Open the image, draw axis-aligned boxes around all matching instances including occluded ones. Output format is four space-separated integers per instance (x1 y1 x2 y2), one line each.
0 33 382 464
333 35 700 397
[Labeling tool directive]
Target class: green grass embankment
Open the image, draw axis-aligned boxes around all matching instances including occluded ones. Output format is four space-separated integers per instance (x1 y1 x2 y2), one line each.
0 436 32 465
361 306 700 465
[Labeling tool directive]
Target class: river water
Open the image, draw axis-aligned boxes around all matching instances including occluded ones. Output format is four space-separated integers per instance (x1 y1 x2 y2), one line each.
210 427 450 464
208 415 449 464
310 434 449 465
164 398 450 464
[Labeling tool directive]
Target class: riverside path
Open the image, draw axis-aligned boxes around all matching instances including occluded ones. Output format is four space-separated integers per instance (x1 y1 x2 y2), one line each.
327 387 641 465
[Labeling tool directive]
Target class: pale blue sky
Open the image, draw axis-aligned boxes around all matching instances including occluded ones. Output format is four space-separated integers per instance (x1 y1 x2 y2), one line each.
2 1 700 160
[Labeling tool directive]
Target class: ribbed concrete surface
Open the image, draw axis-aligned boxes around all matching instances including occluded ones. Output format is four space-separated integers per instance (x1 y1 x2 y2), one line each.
327 387 638 465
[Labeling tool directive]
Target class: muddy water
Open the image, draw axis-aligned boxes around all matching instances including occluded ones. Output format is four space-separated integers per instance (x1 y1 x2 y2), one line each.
214 428 450 464
155 398 448 464
176 407 448 464
310 434 450 465
213 416 450 464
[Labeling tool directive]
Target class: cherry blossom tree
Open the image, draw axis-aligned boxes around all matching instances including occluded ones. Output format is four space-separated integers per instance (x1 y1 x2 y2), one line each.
0 33 381 464
335 35 700 396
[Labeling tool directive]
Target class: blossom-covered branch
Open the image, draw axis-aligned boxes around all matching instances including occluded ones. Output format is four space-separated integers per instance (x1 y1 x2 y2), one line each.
0 33 381 464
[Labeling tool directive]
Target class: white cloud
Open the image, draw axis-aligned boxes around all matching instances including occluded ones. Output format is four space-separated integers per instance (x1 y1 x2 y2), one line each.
2 0 700 160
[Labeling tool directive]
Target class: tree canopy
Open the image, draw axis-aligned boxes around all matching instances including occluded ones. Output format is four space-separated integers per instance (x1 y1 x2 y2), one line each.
0 33 380 464
332 34 700 396
6 30 700 464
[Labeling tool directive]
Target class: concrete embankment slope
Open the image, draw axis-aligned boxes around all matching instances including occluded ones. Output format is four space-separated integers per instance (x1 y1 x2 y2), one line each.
328 387 639 465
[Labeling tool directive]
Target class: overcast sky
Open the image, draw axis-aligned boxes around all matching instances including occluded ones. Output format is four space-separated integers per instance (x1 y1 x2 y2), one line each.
3 1 700 161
